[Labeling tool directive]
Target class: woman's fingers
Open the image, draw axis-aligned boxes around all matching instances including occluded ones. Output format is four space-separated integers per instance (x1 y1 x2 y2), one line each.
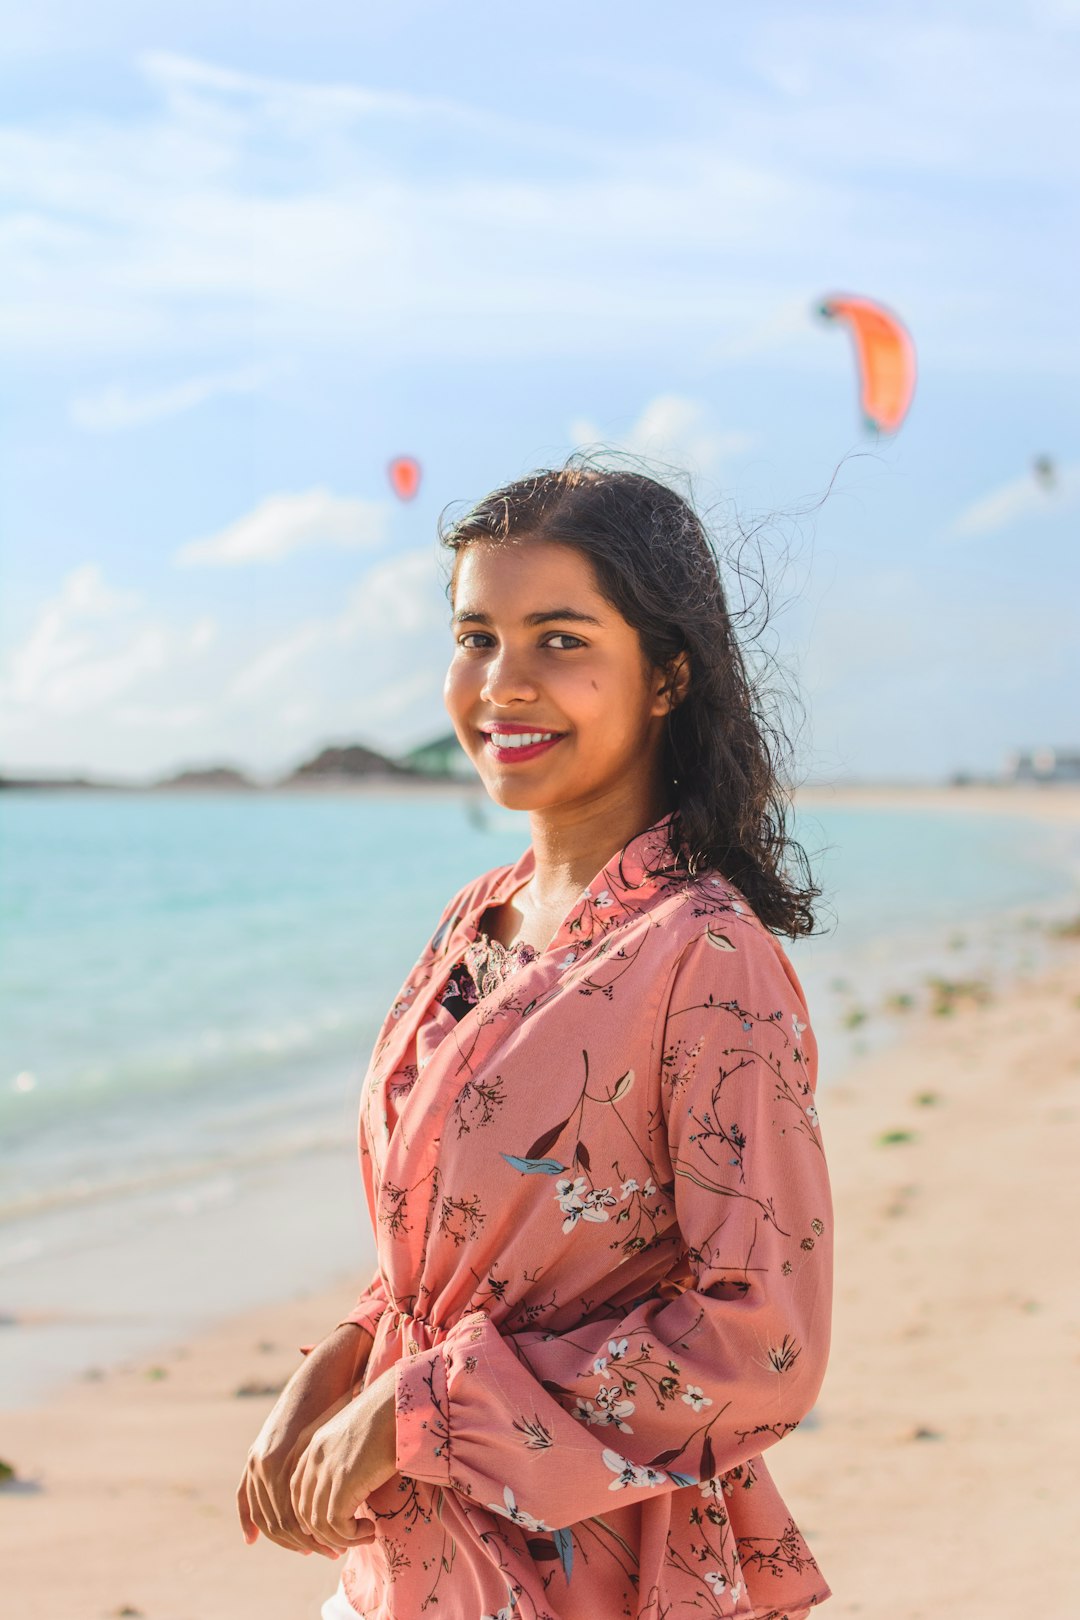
235 1477 258 1544
298 1479 375 1552
325 1490 377 1547
290 1453 342 1552
292 1460 340 1550
292 1456 360 1554
250 1460 337 1559
248 1467 293 1549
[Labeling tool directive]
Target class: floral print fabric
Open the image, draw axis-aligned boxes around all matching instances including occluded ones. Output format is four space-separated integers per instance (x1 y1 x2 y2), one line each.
438 931 539 1022
330 812 833 1619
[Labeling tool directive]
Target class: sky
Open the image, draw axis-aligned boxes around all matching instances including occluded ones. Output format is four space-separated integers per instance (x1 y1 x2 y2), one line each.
1 0 1078 784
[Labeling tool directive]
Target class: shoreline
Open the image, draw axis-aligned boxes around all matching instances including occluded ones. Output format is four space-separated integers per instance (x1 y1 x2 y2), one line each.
2 929 1079 1615
4 774 1080 824
795 779 1080 825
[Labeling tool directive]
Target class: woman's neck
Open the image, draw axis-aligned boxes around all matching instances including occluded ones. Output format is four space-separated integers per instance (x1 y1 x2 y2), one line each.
524 783 673 911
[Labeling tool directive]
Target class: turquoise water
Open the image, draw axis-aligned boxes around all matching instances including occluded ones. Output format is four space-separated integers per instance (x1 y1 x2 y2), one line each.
1 788 1077 1226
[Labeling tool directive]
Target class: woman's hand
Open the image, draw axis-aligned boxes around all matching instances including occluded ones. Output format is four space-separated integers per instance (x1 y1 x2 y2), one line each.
237 1323 374 1560
290 1365 399 1554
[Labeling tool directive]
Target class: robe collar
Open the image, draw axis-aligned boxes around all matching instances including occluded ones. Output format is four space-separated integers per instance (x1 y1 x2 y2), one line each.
462 809 684 956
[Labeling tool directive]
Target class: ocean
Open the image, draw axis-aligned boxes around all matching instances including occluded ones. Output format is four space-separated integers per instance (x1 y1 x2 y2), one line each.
2 787 1077 1403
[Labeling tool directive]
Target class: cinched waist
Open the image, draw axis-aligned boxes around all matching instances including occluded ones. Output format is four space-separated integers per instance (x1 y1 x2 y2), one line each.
382 1304 458 1355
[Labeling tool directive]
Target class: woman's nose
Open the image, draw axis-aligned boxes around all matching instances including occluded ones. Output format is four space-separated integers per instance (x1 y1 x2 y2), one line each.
480 650 539 706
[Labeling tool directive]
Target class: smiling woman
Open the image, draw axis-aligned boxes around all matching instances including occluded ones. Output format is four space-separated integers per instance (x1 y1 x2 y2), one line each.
441 464 819 937
237 461 834 1620
445 537 680 857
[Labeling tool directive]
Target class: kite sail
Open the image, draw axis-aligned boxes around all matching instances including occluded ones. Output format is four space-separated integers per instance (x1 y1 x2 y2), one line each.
818 294 916 434
388 456 422 501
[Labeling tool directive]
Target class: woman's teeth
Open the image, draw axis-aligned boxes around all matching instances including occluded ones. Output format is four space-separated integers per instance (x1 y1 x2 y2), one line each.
489 731 557 749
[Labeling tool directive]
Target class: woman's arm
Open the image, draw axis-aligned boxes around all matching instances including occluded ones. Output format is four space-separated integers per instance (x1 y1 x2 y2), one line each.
237 1322 375 1558
391 927 833 1536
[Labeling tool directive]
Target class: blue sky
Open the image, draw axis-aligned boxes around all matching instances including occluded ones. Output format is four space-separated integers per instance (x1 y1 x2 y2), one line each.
1 0 1077 782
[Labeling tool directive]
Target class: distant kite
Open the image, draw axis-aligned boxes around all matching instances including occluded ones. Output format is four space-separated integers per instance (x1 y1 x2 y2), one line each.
1032 455 1057 490
818 294 916 434
388 456 422 501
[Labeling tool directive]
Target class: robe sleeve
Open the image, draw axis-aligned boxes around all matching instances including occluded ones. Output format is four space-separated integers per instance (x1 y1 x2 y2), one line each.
299 1269 388 1356
337 1269 391 1337
393 922 833 1530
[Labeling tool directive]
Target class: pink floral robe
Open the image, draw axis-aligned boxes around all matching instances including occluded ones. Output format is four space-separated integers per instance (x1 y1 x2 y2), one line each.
324 812 833 1619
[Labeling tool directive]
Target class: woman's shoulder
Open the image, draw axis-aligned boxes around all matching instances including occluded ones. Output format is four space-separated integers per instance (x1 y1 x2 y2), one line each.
651 866 804 997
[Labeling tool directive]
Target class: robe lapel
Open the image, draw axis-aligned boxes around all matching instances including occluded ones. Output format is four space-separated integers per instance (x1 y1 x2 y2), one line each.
374 813 683 1248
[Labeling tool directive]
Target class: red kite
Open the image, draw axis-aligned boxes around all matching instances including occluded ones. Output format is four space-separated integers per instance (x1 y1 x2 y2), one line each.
388 456 422 501
818 294 916 434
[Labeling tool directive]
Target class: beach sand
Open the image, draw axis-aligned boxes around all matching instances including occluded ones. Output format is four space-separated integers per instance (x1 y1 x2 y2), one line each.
796 779 1080 825
2 928 1078 1618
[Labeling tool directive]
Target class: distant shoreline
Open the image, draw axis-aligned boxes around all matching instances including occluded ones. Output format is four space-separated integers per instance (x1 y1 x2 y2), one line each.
0 772 479 796
795 780 1080 825
3 774 1079 823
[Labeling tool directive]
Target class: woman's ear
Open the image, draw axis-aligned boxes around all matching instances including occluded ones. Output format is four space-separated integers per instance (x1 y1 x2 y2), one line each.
657 652 691 714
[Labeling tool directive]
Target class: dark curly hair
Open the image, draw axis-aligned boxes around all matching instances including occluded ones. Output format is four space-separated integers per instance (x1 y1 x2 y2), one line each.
440 461 820 938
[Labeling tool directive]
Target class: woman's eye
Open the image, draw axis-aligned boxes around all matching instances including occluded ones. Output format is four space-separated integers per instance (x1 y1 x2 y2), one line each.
456 632 584 651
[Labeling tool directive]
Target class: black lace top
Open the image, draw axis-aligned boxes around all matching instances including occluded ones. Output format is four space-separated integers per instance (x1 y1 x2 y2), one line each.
438 929 539 1020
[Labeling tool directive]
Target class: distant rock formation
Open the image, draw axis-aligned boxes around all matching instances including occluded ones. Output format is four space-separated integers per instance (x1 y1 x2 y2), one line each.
152 765 258 791
279 743 417 786
2 734 475 794
0 773 111 791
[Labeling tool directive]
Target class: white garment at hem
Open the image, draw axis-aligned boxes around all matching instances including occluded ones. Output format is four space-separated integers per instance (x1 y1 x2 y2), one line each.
321 1580 361 1620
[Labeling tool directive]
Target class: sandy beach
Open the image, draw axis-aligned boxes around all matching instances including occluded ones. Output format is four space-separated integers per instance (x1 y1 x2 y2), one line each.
796 780 1080 826
2 898 1078 1618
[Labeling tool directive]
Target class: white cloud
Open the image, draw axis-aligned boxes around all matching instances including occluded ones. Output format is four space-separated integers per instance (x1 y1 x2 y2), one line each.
229 620 325 698
189 616 217 652
338 552 441 637
139 49 496 133
70 363 274 432
174 488 389 567
0 564 210 721
570 395 756 476
114 701 207 730
229 550 442 700
0 547 452 776
948 462 1080 538
3 565 137 707
2 23 1074 371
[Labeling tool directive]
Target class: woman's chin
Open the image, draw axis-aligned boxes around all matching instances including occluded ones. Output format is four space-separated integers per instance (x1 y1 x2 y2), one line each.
478 774 568 814
481 782 543 812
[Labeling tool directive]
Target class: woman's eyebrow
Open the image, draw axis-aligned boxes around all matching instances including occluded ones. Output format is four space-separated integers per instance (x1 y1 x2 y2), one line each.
452 607 602 626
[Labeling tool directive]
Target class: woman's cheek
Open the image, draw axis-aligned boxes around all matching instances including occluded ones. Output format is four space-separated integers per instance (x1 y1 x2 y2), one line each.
442 658 473 722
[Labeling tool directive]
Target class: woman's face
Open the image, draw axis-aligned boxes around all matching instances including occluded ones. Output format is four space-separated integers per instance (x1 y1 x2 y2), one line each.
444 537 679 815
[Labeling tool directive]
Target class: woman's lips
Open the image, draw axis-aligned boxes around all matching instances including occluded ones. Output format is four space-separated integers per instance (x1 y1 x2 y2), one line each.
480 730 567 765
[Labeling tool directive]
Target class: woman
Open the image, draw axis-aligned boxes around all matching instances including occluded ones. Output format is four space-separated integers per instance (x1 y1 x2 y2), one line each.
238 466 834 1619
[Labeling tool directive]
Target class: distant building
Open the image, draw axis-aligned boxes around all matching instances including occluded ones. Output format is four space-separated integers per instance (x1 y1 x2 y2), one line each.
404 731 478 782
1003 747 1080 784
